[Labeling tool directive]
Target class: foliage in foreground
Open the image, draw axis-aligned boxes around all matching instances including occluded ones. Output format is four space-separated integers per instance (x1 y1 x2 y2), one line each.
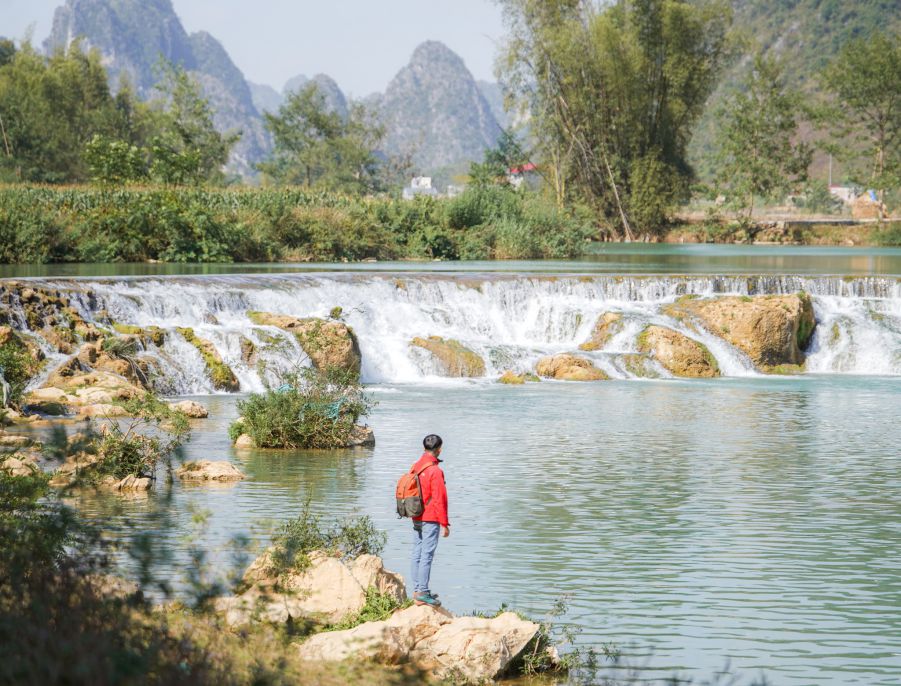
232 366 373 450
0 184 594 264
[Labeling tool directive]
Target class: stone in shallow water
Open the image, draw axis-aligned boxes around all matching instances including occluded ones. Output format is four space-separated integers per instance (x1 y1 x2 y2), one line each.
176 460 245 482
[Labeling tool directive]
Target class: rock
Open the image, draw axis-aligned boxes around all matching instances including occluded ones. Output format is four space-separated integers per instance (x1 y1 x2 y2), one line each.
637 326 720 378
26 368 145 417
410 336 485 377
620 353 661 379
498 370 525 384
177 328 240 391
535 354 608 381
346 424 375 447
296 606 540 684
234 433 256 449
412 612 540 683
108 474 153 491
248 312 361 376
669 293 816 369
1 453 40 476
75 403 131 418
239 336 257 365
579 312 623 351
218 551 406 628
0 432 32 448
297 605 454 664
168 400 209 418
176 460 245 482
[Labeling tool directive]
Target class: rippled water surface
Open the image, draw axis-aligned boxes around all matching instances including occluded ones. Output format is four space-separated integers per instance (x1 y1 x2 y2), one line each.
67 376 901 685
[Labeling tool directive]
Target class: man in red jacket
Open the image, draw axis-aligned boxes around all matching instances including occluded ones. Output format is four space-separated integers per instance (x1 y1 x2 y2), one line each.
410 434 449 607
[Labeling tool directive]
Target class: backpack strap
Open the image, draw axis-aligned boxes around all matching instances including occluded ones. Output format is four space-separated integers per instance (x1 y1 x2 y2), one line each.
412 461 436 506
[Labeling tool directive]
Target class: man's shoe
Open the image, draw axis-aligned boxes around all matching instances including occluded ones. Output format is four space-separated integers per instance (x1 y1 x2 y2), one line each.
414 592 442 607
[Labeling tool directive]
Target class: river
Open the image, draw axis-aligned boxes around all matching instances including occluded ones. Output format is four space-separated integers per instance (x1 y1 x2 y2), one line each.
7 244 901 685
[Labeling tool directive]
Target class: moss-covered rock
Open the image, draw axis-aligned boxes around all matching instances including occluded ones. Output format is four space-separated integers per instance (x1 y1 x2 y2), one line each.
111 323 165 347
0 282 101 352
579 313 623 351
498 370 540 384
535 354 608 381
621 353 661 379
248 312 361 377
410 336 485 377
636 326 720 378
176 328 239 391
667 293 816 370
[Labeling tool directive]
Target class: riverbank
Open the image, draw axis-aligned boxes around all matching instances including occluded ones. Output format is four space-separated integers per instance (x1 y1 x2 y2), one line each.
663 218 900 246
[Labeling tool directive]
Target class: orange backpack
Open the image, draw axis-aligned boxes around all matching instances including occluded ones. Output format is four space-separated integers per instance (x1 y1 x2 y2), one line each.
395 462 434 518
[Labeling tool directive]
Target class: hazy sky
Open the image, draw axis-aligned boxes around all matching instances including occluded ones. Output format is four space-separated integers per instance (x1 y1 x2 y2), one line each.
3 0 507 97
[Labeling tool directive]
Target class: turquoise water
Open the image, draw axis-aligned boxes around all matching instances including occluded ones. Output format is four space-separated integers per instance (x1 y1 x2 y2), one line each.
62 375 901 685
2 243 901 278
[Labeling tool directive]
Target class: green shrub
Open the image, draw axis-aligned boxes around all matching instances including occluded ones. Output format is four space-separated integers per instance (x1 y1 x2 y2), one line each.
265 496 386 578
233 367 372 449
874 221 901 246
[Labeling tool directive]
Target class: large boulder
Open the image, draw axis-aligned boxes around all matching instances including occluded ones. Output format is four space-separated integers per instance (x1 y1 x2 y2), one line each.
669 293 816 369
296 606 540 684
535 354 608 381
168 400 209 418
176 460 245 482
637 326 720 378
217 551 406 627
579 312 623 351
296 605 454 664
410 336 485 377
176 328 240 391
248 312 361 377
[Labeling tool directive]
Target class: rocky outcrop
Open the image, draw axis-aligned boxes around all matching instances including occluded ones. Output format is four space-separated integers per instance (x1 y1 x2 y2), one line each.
176 460 245 482
536 354 608 381
248 312 361 377
177 328 240 391
498 370 540 385
410 336 485 377
26 370 145 416
637 326 720 378
346 424 376 448
168 400 209 418
48 451 151 491
296 605 540 684
1 452 41 476
217 551 406 627
0 282 101 353
579 313 623 351
669 293 815 370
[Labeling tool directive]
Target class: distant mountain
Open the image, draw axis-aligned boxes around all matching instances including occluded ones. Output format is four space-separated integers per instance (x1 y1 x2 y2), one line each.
377 41 502 173
45 0 268 177
248 81 283 115
477 80 508 130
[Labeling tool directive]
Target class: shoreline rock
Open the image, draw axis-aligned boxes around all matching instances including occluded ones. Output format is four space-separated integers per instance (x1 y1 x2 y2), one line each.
176 460 246 482
248 312 361 377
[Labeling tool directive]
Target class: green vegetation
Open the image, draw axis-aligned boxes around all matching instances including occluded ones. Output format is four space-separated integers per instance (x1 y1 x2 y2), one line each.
263 497 386 578
327 588 411 632
77 395 190 483
874 221 901 246
498 0 733 237
822 32 901 199
0 40 235 186
0 331 42 406
232 367 372 449
0 184 593 263
714 54 812 219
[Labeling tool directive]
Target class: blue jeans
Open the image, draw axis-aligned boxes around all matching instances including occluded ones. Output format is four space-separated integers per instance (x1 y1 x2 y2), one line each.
411 522 440 594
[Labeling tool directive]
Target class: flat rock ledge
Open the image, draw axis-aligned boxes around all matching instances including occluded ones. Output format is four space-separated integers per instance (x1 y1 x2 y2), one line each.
296 605 540 684
176 460 245 482
536 354 608 381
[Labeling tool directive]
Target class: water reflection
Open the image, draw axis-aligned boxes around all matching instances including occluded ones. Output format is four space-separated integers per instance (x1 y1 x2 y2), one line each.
2 243 901 278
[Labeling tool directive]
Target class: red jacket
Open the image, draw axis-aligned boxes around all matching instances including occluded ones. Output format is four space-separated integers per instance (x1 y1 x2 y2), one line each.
411 452 449 527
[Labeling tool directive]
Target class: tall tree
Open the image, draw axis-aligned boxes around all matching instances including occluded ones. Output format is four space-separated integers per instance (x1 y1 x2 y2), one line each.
259 84 383 193
149 63 238 185
498 0 733 238
715 54 812 220
822 32 901 199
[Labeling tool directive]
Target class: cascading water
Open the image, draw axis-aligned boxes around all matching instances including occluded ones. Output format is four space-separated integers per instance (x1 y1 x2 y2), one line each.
11 274 901 393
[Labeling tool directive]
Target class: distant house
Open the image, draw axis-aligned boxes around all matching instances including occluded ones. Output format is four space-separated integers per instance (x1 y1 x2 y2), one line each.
402 176 439 200
828 185 859 204
507 162 539 190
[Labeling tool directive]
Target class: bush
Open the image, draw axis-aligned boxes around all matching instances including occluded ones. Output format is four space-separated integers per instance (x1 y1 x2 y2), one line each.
265 496 386 577
874 221 901 246
233 367 372 449
0 337 41 406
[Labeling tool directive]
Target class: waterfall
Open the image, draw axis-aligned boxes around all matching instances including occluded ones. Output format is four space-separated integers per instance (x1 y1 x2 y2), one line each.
8 274 901 392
